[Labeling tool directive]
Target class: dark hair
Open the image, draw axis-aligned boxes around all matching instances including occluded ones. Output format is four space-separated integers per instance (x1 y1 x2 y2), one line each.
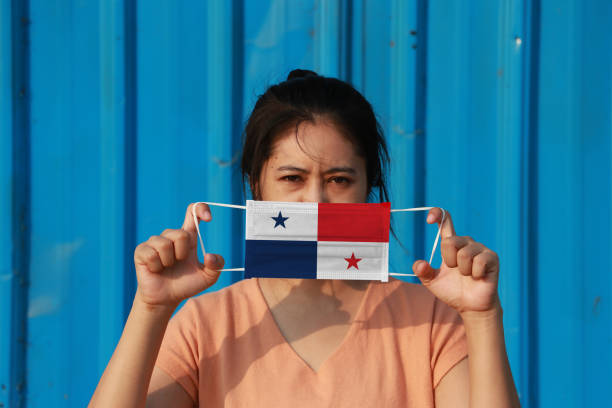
240 69 390 202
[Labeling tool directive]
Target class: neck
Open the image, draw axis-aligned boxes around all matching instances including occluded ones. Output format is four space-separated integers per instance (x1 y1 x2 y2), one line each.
258 278 369 315
263 278 367 298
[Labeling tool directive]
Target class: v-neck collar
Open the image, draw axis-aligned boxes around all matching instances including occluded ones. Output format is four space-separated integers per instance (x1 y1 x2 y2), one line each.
255 278 373 374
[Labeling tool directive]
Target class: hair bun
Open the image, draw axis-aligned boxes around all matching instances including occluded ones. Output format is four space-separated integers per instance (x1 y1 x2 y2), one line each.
287 69 319 80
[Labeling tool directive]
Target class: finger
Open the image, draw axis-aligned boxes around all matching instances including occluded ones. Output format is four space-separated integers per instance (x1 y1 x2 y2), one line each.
147 236 176 267
456 243 483 276
134 243 164 274
427 207 456 238
441 236 471 268
161 228 193 261
412 260 437 285
473 251 498 279
182 202 212 233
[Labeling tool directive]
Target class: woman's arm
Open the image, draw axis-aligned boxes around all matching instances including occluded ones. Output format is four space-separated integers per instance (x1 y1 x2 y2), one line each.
147 367 194 407
89 203 222 407
461 302 520 407
434 301 520 408
414 208 521 408
89 296 180 407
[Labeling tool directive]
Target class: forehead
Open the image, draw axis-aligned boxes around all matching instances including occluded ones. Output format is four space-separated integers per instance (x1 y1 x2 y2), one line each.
268 120 363 168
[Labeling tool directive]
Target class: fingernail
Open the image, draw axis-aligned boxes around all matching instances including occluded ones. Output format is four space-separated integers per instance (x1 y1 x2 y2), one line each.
427 214 434 222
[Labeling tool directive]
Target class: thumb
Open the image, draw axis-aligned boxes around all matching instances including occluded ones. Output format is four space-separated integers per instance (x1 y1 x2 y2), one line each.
200 253 225 283
412 260 437 285
203 253 225 270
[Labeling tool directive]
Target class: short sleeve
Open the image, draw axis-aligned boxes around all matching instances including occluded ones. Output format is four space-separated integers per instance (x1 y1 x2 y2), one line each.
430 299 468 387
155 299 200 402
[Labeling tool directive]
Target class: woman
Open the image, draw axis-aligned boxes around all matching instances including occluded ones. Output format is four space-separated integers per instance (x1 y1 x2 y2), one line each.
90 70 520 407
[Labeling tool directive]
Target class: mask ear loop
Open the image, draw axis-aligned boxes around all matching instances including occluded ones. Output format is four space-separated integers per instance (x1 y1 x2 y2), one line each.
192 202 246 272
388 207 446 278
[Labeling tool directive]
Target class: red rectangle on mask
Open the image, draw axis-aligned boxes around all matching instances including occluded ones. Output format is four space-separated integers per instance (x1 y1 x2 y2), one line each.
317 202 390 243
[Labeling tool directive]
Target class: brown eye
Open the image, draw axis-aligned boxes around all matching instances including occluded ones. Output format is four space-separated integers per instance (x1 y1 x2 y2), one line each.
282 175 302 182
330 176 350 184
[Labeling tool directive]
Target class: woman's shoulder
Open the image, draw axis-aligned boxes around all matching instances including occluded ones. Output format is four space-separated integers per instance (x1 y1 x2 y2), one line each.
189 278 259 304
169 278 267 349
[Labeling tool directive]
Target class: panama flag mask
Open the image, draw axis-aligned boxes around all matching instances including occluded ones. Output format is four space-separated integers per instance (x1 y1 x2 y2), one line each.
193 200 445 282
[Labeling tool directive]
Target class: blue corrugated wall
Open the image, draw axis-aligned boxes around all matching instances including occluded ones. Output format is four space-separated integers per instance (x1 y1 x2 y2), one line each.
1 0 611 406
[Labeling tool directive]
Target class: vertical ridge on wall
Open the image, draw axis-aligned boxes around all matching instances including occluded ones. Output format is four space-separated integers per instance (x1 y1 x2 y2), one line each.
95 0 138 377
523 1 541 406
204 0 242 288
537 1 584 405
28 0 111 403
231 0 245 209
426 0 501 258
495 0 527 404
137 0 180 239
348 0 365 89
123 0 138 314
97 0 130 375
0 0 30 406
313 0 348 79
427 0 527 401
14 3 31 404
426 0 470 228
342 0 352 82
387 0 424 277
360 0 391 123
231 0 246 259
414 0 427 212
0 1 12 402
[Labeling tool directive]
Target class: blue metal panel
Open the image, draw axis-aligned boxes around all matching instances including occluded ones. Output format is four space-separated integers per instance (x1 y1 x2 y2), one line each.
494 1 529 403
204 0 244 287
136 0 243 293
313 0 344 77
0 4 16 406
1 1 29 407
537 1 612 406
27 0 105 404
97 0 136 380
427 0 530 404
242 0 318 106
386 0 426 281
2 0 611 407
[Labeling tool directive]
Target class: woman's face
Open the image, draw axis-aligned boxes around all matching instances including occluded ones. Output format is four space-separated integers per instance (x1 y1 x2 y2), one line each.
259 120 368 203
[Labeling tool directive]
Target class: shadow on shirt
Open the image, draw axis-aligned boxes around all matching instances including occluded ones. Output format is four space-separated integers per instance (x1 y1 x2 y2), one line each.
149 278 461 404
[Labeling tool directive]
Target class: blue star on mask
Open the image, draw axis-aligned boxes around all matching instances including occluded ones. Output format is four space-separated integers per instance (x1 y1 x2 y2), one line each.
271 211 289 228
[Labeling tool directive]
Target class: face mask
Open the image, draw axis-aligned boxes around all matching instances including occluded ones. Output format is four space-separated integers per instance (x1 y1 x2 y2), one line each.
192 200 445 282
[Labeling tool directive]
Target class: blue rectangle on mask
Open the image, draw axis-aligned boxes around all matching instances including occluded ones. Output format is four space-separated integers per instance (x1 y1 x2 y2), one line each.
245 239 317 279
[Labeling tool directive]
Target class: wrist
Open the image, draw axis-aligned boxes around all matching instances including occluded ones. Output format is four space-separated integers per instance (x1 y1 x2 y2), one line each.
133 290 178 318
460 296 503 330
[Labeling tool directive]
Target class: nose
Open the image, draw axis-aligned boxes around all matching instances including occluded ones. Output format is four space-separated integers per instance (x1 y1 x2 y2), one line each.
301 179 328 203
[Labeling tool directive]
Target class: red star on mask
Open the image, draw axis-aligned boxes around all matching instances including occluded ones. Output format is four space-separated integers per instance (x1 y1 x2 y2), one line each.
345 252 362 270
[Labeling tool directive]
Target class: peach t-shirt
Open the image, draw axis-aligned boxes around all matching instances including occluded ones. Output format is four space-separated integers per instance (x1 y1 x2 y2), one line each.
156 278 467 407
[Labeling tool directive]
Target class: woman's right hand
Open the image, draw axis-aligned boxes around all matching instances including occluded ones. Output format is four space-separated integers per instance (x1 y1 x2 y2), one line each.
133 203 224 310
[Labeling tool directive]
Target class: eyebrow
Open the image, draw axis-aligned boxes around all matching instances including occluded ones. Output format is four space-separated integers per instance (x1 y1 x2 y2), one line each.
276 165 356 175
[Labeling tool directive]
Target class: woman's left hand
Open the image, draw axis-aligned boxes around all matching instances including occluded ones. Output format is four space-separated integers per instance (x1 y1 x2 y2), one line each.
412 208 500 314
